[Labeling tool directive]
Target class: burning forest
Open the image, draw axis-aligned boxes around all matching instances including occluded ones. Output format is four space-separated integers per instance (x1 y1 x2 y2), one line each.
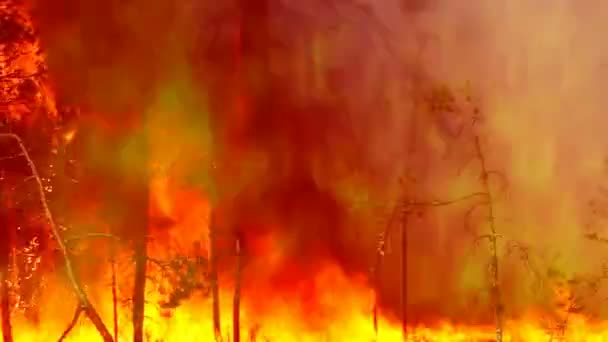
3 0 608 341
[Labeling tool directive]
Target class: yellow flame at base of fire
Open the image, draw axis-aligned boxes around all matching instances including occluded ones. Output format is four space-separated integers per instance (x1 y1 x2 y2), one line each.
11 274 608 342
16 317 608 342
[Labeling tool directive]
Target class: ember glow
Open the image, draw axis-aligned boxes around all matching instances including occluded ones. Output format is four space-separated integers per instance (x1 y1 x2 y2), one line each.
3 0 608 341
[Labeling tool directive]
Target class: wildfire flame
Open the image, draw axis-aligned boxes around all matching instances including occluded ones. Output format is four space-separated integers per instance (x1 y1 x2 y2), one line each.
4 0 608 341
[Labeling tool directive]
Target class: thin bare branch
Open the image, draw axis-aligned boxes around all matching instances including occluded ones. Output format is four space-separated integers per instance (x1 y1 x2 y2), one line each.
366 191 488 213
403 192 488 207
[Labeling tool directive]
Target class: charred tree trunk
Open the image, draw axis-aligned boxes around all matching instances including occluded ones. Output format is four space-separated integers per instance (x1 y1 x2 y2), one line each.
131 166 149 342
111 241 118 342
209 212 221 341
132 234 148 342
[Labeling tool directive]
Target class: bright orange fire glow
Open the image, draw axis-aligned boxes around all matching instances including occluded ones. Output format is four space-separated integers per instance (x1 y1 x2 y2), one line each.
6 0 608 341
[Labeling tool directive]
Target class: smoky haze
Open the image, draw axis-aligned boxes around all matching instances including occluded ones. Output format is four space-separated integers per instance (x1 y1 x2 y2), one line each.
372 0 608 322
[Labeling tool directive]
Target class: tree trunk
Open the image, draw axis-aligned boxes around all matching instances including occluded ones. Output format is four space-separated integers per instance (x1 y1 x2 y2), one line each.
131 182 149 342
132 230 148 342
126 134 150 342
111 241 118 342
209 212 222 341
